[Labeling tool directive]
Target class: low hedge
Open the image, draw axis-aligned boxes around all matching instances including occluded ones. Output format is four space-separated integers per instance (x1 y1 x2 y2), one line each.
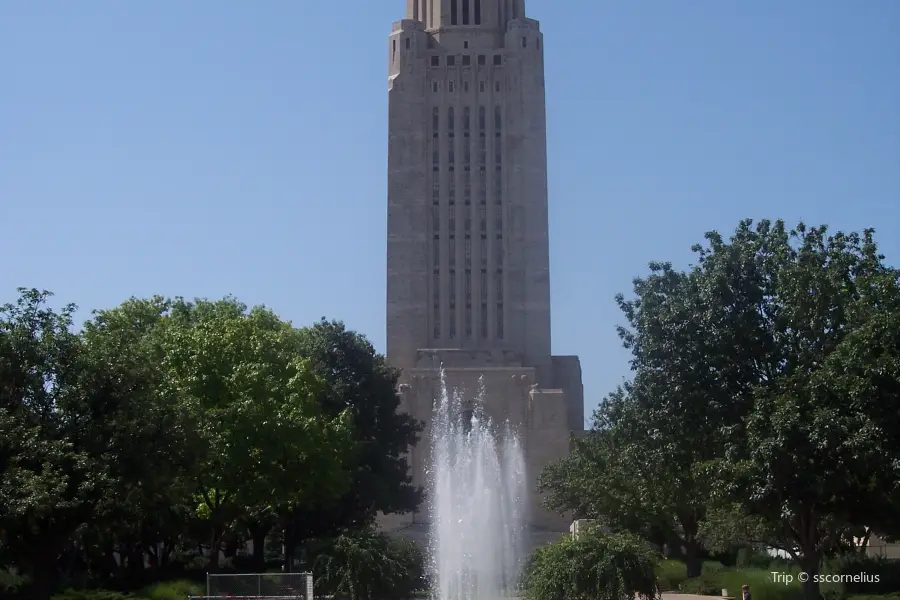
139 580 204 600
49 579 202 600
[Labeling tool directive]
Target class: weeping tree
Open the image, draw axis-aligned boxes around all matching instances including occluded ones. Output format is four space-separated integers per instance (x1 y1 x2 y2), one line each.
312 530 426 600
521 527 659 600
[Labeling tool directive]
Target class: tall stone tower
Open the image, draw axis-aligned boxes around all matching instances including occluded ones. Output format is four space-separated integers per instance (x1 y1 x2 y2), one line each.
384 0 583 546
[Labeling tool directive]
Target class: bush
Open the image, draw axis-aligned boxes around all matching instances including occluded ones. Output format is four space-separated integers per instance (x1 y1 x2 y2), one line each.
831 554 900 595
138 579 204 600
679 567 809 600
656 559 688 591
312 529 426 600
50 591 136 600
1 569 28 596
737 548 776 569
386 537 428 594
521 528 659 600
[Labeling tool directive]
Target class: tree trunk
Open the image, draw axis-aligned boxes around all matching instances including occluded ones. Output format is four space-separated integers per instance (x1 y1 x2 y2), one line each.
684 538 702 578
251 529 269 571
800 552 821 600
224 534 239 559
282 526 295 573
209 525 223 572
24 544 64 600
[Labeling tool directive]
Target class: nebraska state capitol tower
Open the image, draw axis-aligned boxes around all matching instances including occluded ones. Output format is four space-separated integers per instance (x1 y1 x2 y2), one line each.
384 0 583 542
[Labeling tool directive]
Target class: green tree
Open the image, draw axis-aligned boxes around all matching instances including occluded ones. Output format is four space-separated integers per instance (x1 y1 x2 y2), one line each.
540 255 734 577
541 219 900 599
684 222 900 600
152 298 355 571
78 296 199 582
312 529 423 600
521 527 659 600
540 382 710 576
286 320 422 555
0 290 185 598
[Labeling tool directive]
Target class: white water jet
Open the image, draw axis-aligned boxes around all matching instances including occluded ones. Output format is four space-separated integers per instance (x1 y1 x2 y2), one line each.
428 373 528 600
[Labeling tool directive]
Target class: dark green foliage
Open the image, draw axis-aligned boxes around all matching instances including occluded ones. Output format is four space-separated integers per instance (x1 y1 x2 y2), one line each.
538 220 900 600
0 290 420 599
311 529 427 600
521 528 659 600
736 547 778 569
50 591 137 600
655 560 688 591
137 579 204 600
292 320 423 528
831 555 900 595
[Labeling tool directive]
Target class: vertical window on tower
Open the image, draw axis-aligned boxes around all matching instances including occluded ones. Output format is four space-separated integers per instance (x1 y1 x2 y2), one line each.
433 270 441 339
494 106 502 169
474 0 482 24
450 0 458 25
478 106 486 171
449 206 456 247
450 235 456 271
431 104 441 341
480 269 488 338
465 267 472 338
462 0 469 25
449 273 456 338
496 270 504 339
448 107 456 172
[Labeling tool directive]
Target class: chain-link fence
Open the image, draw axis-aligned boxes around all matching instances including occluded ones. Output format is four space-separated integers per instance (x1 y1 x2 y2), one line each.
188 572 313 600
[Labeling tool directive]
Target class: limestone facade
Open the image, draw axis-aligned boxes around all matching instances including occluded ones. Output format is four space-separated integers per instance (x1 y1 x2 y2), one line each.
384 0 582 543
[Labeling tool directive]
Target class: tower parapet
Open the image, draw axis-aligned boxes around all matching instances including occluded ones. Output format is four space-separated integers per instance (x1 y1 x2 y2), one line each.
406 0 526 32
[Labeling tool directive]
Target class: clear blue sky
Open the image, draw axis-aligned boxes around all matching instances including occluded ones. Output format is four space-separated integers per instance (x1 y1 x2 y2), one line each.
2 1 898 422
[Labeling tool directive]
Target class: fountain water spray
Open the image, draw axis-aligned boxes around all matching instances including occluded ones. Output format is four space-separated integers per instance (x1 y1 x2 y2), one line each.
428 372 528 600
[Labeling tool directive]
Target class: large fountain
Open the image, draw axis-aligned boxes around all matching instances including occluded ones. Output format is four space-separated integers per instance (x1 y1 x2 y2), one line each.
428 374 528 600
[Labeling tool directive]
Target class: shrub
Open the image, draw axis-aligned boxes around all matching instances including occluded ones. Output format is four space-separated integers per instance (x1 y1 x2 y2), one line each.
680 566 809 600
138 579 204 600
386 537 428 594
737 548 776 569
50 590 136 600
1 569 28 596
679 571 723 595
313 529 425 600
656 559 688 591
521 528 659 600
830 554 900 595
717 568 805 600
